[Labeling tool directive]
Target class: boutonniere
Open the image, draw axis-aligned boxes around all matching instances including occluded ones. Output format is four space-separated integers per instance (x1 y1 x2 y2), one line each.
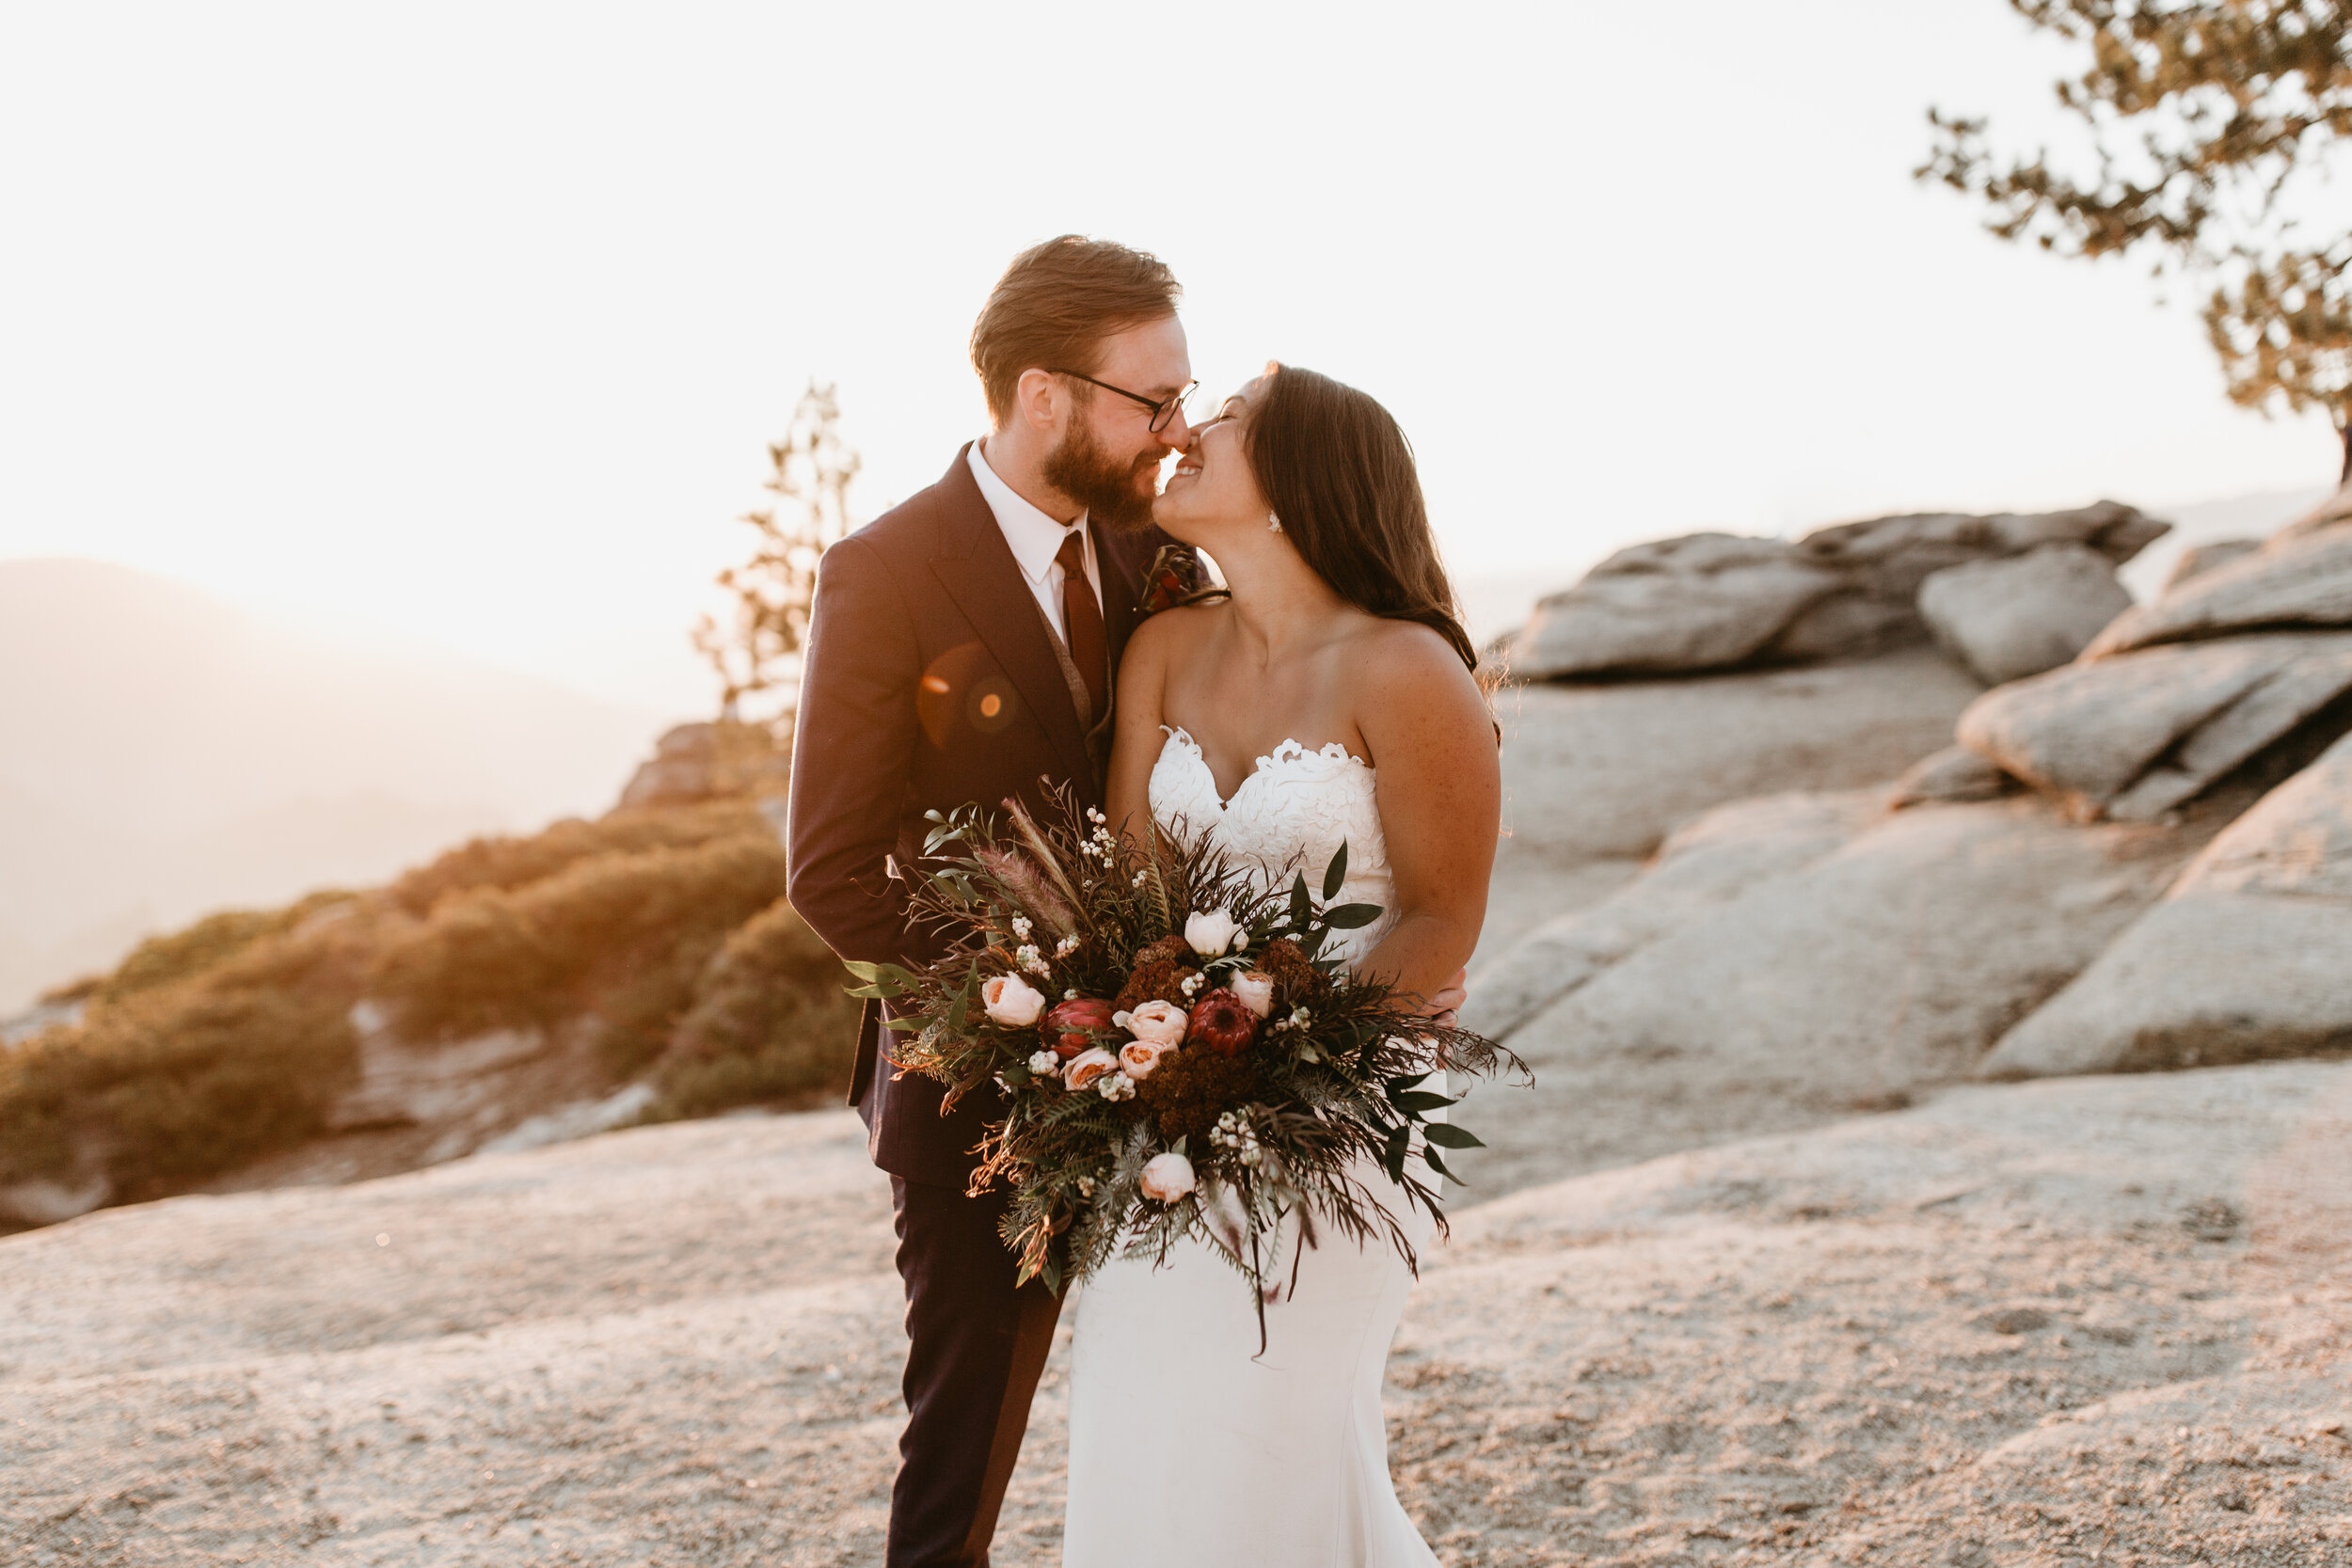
1134 544 1227 618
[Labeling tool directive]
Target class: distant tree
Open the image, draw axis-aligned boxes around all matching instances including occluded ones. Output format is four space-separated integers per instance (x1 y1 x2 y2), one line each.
1920 1 2352 483
694 381 862 724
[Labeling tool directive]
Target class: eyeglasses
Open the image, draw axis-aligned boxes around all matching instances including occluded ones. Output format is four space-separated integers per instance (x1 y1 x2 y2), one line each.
1047 369 1200 435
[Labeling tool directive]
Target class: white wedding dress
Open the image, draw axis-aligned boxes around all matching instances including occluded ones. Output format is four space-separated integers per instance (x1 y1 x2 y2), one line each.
1061 727 1440 1567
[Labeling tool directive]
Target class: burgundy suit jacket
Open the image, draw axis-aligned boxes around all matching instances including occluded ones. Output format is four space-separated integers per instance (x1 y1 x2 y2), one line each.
787 446 1170 1187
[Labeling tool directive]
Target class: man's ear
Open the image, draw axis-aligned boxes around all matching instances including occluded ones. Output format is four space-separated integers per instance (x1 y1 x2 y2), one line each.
1014 367 1062 435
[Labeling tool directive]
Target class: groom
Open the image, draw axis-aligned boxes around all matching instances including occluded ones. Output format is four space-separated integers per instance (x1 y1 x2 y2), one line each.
787 235 1197 1567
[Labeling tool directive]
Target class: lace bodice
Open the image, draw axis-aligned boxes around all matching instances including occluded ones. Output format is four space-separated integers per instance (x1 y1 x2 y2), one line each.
1148 727 1394 964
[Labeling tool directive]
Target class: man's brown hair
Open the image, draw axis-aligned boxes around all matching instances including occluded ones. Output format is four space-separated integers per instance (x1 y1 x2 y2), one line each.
970 236 1181 426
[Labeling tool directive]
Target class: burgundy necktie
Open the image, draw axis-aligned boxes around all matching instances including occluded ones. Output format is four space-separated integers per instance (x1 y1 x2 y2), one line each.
1055 529 1108 722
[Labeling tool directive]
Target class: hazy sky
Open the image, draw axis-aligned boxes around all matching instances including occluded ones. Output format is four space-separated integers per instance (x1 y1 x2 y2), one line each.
3 1 2343 716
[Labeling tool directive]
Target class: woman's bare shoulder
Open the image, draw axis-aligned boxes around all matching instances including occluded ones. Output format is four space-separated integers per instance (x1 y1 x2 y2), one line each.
1349 615 1478 687
1347 617 1491 740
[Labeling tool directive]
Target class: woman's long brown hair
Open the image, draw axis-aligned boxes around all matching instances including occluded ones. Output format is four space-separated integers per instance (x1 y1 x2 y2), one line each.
1242 364 1484 680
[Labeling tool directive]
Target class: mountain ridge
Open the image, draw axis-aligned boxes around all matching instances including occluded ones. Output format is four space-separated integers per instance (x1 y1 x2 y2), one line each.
0 557 675 1008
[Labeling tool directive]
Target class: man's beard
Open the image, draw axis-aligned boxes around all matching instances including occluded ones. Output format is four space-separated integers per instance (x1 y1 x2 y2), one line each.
1041 418 1164 532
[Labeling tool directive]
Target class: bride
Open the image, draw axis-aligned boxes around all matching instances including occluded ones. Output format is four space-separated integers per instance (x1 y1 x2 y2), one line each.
1066 364 1501 1563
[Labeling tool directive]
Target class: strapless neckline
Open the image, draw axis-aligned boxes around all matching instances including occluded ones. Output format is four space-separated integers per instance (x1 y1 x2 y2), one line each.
1147 725 1392 966
1158 725 1371 810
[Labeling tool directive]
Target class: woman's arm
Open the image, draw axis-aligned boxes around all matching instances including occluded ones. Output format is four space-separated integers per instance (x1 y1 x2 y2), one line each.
1350 624 1501 1010
1104 608 1184 852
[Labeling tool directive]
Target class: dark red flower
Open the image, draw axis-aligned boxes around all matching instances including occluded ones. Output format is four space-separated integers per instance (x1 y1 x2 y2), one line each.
1186 988 1259 1056
1041 997 1118 1059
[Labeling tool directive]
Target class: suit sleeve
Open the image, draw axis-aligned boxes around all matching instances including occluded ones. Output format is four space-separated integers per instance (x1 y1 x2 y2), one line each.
787 535 922 968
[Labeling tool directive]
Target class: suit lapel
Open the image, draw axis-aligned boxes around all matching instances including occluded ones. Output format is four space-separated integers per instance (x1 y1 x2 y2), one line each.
929 447 1094 790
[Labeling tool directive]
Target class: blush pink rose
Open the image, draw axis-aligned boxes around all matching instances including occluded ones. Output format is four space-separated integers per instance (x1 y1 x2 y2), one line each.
1119 1040 1169 1081
1138 1151 1198 1203
981 974 1047 1028
1229 971 1276 1019
1116 999 1188 1048
1062 1047 1120 1092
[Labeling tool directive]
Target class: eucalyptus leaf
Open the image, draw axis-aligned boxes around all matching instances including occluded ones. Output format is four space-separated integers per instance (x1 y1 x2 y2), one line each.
1422 1122 1486 1149
1322 842 1348 902
1321 903 1383 930
1423 1147 1457 1184
1391 1089 1457 1114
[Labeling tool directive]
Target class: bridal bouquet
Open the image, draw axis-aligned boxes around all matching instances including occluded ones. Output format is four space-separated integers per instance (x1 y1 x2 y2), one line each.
845 788 1522 1318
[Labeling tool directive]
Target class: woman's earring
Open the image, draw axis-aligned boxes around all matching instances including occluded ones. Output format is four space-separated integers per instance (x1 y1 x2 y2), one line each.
1267 513 1283 533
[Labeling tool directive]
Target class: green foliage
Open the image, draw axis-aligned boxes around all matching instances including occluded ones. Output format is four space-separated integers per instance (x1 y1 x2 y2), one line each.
644 896 863 1119
0 797 861 1219
0 939 360 1197
369 831 791 1073
693 381 861 721
1923 1 2352 468
40 891 356 1007
387 800 771 916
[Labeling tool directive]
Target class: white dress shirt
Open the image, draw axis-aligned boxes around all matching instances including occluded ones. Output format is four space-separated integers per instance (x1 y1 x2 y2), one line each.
968 440 1102 643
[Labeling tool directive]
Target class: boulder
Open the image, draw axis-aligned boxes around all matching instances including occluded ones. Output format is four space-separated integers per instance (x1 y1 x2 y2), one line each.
2162 539 2261 593
1890 744 2014 808
2084 523 2352 657
1465 789 1884 1043
2277 480 2352 542
1982 729 2352 1077
1955 632 2352 820
1463 794 2214 1193
1496 646 1983 863
1917 543 2134 685
1512 501 2165 680
616 721 790 809
1793 499 2166 595
1505 534 1844 679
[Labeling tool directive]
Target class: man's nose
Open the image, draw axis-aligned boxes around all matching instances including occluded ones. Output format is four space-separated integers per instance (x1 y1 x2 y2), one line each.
1161 413 1197 451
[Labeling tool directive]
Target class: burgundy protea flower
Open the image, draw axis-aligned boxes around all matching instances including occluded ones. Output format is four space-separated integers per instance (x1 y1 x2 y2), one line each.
1186 988 1260 1057
1041 997 1118 1059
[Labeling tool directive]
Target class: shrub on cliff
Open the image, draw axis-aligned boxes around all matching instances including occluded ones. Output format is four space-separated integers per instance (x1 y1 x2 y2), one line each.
0 799 859 1218
646 895 862 1119
386 800 771 917
368 829 791 1074
1 916 363 1201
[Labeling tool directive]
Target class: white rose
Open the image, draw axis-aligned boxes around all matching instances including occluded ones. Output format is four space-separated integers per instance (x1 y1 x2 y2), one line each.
1118 999 1189 1048
982 974 1047 1028
1138 1151 1198 1203
1230 971 1276 1018
1118 1039 1169 1080
1184 909 1242 958
1063 1047 1119 1092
